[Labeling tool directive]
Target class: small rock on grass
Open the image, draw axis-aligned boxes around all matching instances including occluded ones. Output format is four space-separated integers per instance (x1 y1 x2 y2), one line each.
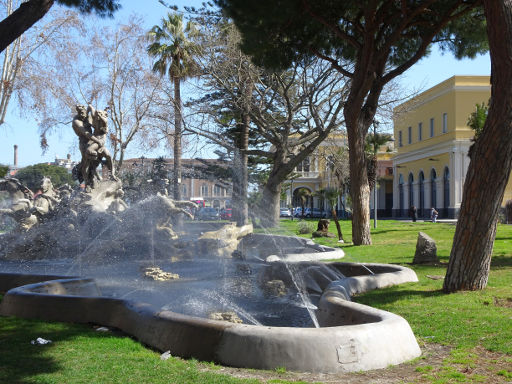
31 337 52 345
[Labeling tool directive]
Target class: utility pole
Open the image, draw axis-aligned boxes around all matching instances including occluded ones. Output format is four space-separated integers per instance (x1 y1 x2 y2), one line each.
288 172 300 221
290 177 294 221
373 121 378 229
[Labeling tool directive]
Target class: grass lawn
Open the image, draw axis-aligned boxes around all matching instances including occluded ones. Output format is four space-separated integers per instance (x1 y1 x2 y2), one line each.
1 219 511 383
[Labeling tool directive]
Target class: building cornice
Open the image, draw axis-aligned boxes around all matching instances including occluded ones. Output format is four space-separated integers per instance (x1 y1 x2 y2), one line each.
395 76 490 114
393 139 472 165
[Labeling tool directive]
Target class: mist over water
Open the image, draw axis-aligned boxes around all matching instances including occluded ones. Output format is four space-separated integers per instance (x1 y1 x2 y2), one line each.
0 185 348 328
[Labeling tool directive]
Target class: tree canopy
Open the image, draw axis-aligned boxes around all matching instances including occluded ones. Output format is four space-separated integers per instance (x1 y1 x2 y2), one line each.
15 163 74 191
0 165 8 178
0 0 121 53
55 0 119 15
216 0 488 71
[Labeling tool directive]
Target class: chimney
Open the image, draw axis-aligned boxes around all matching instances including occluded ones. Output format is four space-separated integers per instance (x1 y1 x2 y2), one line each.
13 145 18 168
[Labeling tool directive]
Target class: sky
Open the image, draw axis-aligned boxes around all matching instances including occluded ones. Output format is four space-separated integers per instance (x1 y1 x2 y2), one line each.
0 1 491 168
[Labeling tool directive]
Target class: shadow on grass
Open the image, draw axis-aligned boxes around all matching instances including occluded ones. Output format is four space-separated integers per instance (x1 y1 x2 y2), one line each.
0 316 110 384
491 255 512 268
371 228 421 236
354 287 445 307
338 244 360 250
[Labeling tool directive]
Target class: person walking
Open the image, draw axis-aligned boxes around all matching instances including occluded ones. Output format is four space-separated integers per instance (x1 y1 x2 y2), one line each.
409 206 418 222
430 207 438 223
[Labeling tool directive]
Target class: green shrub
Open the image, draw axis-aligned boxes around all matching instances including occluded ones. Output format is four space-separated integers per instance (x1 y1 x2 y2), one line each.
296 221 314 234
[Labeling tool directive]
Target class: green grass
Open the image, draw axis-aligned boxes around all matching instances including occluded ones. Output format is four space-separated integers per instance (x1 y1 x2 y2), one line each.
274 219 512 354
0 316 261 384
1 219 511 383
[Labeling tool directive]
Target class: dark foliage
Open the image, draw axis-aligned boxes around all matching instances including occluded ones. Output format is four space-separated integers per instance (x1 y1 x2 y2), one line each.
56 0 120 16
216 0 487 71
0 165 8 178
15 164 75 191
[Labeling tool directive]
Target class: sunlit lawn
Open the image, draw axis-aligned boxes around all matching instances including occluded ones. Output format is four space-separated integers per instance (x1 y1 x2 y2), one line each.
275 218 512 353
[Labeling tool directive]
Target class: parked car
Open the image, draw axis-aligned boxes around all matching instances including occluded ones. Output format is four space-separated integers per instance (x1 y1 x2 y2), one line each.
294 207 327 218
308 208 328 218
195 207 220 221
220 208 232 220
279 208 292 217
293 207 305 217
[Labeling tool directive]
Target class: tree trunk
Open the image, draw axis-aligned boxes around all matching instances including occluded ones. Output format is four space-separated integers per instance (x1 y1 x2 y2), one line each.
258 152 287 227
173 76 182 201
116 147 124 172
443 0 512 292
233 81 251 227
235 115 249 226
0 0 54 54
331 208 344 241
345 109 372 245
257 178 281 227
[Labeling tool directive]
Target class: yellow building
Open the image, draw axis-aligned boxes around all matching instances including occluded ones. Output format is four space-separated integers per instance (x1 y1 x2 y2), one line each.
284 134 347 213
392 75 512 219
285 134 394 217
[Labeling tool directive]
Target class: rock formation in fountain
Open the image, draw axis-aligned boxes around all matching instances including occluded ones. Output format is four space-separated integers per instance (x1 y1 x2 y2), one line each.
0 178 37 231
0 176 202 262
208 311 243 324
0 172 252 263
141 266 179 281
0 104 210 262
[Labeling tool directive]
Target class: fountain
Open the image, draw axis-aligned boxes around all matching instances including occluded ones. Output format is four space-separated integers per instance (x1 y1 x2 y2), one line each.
0 105 421 373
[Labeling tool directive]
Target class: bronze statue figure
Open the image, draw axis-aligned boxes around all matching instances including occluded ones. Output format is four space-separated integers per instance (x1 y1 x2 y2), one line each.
72 104 117 190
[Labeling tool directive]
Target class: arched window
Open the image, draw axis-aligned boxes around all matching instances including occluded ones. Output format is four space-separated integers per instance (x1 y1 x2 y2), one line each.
408 173 414 207
430 169 437 210
399 174 404 217
419 171 425 217
443 167 450 215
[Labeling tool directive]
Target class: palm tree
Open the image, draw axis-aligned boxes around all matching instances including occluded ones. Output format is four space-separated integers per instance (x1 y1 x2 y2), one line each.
323 187 344 242
147 13 199 200
296 188 311 219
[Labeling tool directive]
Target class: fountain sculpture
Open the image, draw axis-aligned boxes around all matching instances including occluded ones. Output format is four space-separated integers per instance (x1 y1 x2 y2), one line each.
0 105 421 373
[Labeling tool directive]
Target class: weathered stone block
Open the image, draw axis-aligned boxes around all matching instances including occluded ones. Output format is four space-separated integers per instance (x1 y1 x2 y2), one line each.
413 232 439 264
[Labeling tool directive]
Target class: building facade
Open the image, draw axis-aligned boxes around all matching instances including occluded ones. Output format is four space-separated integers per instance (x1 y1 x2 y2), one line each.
120 158 232 209
282 135 345 213
51 154 79 173
392 75 512 219
283 134 394 217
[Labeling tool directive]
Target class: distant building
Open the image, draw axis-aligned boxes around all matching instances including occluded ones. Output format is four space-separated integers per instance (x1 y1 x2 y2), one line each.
283 133 395 217
51 154 79 173
120 158 232 209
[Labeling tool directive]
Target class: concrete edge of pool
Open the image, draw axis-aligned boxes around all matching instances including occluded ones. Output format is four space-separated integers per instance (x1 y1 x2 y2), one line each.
0 261 421 373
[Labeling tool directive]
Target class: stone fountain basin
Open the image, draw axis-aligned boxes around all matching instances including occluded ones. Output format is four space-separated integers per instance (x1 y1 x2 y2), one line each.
0 261 421 373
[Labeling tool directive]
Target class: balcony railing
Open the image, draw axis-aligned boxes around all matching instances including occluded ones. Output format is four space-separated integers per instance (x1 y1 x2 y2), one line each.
295 171 320 178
